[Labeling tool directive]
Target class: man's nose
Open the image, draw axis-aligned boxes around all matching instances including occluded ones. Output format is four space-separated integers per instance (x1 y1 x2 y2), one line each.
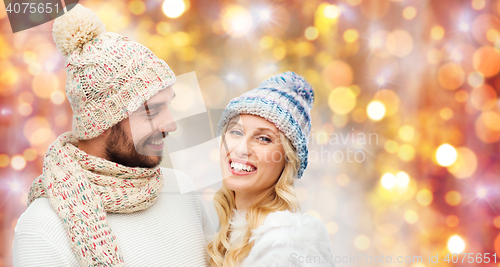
159 111 177 135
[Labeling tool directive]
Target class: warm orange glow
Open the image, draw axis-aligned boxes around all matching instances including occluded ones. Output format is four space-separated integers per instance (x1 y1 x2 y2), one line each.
431 26 445 40
446 215 459 227
323 61 353 88
438 62 465 90
445 191 462 206
403 6 417 20
473 46 500 77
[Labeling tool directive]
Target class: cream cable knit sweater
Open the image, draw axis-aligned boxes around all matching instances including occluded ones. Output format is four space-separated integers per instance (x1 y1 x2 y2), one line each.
13 168 215 267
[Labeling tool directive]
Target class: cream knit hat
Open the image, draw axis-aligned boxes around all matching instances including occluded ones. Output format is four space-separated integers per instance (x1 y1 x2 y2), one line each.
53 4 176 140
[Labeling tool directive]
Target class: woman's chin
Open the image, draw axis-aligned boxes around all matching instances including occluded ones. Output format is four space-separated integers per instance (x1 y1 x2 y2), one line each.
223 175 254 192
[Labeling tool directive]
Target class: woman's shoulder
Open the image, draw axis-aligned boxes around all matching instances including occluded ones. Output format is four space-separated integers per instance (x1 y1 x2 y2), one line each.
251 210 329 244
259 210 326 231
243 210 334 267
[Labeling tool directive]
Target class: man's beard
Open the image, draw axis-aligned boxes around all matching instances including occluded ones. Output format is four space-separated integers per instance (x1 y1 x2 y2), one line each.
104 123 163 168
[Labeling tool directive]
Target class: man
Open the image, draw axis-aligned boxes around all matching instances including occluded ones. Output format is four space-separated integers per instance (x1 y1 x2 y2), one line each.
13 4 213 267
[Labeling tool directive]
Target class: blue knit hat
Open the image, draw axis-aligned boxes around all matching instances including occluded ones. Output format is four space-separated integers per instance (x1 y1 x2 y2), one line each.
217 71 314 179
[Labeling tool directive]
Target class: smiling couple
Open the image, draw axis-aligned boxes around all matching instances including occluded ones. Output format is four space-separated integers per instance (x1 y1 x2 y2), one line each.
13 4 334 267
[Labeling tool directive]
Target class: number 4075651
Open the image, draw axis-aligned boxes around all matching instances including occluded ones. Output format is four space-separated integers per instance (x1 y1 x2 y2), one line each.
444 253 497 264
5 2 59 14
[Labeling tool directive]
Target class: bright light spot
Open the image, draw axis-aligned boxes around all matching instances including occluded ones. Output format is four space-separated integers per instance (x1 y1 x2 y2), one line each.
416 189 433 206
226 73 237 82
11 155 26 170
354 235 371 251
398 125 415 141
471 0 486 10
436 144 457 167
1 109 10 115
367 101 386 121
18 103 33 116
232 16 250 32
328 87 356 115
376 76 386 86
259 35 274 49
447 235 466 253
402 6 417 20
162 0 186 19
343 29 359 43
323 4 341 19
395 171 410 187
370 34 384 49
404 210 419 224
259 9 271 20
221 5 253 36
467 72 484 87
129 0 146 15
381 173 396 189
384 140 399 154
459 22 469 32
486 29 500 43
431 26 445 40
51 91 66 105
477 187 487 198
398 144 415 162
9 180 21 193
305 27 319 41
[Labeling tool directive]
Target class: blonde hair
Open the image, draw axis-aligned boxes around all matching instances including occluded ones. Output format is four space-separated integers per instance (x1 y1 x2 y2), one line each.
207 123 301 267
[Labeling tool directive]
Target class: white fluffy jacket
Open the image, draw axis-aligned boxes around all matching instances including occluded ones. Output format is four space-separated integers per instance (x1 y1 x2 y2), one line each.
229 210 335 267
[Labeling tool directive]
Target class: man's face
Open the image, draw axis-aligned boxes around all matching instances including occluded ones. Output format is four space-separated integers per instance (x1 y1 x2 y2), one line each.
104 87 176 168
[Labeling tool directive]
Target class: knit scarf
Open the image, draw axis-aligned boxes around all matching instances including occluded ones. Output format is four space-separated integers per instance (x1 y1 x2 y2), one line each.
27 131 164 267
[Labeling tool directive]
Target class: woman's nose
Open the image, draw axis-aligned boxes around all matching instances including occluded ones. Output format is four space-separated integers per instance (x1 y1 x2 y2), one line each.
233 137 251 157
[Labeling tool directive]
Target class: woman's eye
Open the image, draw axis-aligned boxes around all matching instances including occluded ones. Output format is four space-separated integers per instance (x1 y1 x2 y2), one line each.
258 136 272 142
229 130 243 136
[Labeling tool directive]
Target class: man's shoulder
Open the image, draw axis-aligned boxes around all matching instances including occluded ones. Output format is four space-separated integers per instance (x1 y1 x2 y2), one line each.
159 167 198 194
15 198 64 235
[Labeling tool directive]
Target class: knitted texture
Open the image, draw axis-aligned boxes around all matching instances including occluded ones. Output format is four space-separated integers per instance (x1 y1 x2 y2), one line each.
217 71 314 178
52 4 105 57
54 4 176 140
28 131 164 267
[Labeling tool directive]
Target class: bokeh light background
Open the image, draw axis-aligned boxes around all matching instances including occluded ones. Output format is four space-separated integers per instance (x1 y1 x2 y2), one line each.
1 0 500 266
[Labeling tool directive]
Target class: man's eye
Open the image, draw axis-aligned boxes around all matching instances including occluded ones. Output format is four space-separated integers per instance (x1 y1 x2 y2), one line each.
145 111 159 118
146 109 160 117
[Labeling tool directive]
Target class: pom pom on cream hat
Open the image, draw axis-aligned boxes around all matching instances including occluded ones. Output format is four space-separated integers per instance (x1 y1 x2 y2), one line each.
53 4 175 140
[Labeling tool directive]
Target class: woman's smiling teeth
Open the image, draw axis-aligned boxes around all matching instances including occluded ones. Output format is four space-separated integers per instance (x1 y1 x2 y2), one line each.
230 162 256 172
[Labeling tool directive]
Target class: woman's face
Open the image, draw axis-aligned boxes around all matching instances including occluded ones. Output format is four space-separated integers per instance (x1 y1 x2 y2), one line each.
220 114 286 195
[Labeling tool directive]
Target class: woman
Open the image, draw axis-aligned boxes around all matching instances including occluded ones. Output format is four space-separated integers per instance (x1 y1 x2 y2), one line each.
207 72 334 266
